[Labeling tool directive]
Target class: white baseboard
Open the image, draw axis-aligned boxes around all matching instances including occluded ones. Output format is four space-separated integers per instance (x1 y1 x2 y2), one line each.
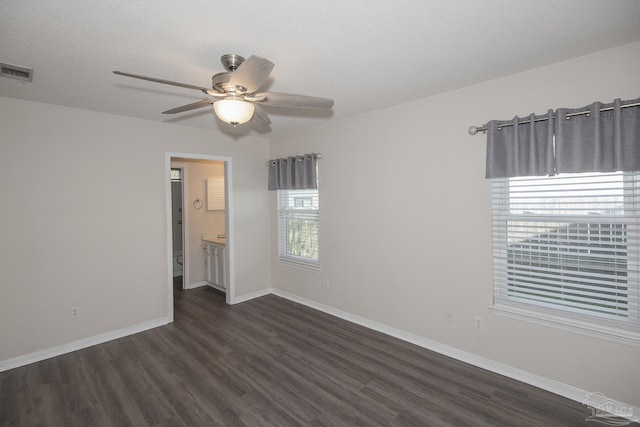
271 289 639 423
184 280 208 290
0 317 168 373
230 287 273 304
207 283 226 293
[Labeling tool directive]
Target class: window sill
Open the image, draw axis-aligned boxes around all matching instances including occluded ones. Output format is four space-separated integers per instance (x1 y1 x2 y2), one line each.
490 304 640 348
277 257 320 272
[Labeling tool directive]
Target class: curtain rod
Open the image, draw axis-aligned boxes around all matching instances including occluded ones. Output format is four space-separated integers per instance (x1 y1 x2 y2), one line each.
468 101 640 135
265 153 322 166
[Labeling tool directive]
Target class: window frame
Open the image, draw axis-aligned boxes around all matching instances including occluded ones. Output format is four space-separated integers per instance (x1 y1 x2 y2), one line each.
490 172 640 346
276 187 320 270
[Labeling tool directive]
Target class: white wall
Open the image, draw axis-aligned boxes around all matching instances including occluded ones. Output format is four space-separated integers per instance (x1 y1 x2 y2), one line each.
269 42 640 406
0 99 271 363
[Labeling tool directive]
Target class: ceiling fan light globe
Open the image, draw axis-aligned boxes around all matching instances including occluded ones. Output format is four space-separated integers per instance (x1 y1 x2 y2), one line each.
213 99 255 126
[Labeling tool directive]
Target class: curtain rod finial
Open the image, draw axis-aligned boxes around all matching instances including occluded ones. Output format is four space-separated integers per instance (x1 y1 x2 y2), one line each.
468 126 479 135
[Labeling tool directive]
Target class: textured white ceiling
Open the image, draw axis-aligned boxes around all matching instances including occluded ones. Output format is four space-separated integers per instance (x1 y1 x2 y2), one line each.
1 0 640 138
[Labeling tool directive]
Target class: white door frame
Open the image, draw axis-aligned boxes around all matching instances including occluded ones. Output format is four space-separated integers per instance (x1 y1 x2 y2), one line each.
165 152 234 322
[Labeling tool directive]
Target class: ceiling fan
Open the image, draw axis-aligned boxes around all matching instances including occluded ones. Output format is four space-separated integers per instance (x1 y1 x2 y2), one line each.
113 54 334 127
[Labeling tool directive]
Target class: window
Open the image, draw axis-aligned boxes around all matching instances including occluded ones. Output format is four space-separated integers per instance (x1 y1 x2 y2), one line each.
277 187 319 269
491 172 640 343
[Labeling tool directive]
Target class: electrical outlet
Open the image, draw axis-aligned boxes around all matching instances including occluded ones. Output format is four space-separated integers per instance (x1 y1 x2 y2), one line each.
474 315 484 331
445 309 454 323
325 279 330 289
70 306 80 319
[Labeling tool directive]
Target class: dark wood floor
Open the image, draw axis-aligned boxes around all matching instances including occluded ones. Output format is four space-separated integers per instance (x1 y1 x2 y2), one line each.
1 287 635 426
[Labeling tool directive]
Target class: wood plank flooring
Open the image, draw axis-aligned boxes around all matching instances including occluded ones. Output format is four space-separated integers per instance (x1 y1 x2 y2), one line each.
1 287 635 426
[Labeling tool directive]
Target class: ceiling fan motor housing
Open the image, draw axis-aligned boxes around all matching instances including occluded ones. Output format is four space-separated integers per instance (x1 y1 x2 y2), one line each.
212 72 234 93
212 55 249 93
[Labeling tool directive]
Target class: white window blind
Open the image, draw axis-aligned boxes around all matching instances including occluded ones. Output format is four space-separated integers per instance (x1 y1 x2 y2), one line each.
491 172 640 338
277 188 319 269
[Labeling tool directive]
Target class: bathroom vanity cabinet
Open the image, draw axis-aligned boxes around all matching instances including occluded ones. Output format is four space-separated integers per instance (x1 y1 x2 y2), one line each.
202 238 226 292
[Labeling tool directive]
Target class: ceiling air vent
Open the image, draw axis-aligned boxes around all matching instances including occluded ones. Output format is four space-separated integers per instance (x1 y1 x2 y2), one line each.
1 63 33 82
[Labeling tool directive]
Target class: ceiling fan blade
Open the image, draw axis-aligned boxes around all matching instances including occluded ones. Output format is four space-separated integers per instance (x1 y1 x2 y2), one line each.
255 92 334 109
162 99 213 114
251 105 271 127
229 55 274 93
113 71 213 93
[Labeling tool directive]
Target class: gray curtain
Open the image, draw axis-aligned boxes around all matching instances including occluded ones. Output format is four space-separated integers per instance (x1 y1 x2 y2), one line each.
555 97 640 173
485 97 640 178
485 110 555 178
268 153 318 191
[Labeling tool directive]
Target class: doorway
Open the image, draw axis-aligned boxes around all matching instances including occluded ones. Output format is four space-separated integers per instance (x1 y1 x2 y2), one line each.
165 152 234 323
